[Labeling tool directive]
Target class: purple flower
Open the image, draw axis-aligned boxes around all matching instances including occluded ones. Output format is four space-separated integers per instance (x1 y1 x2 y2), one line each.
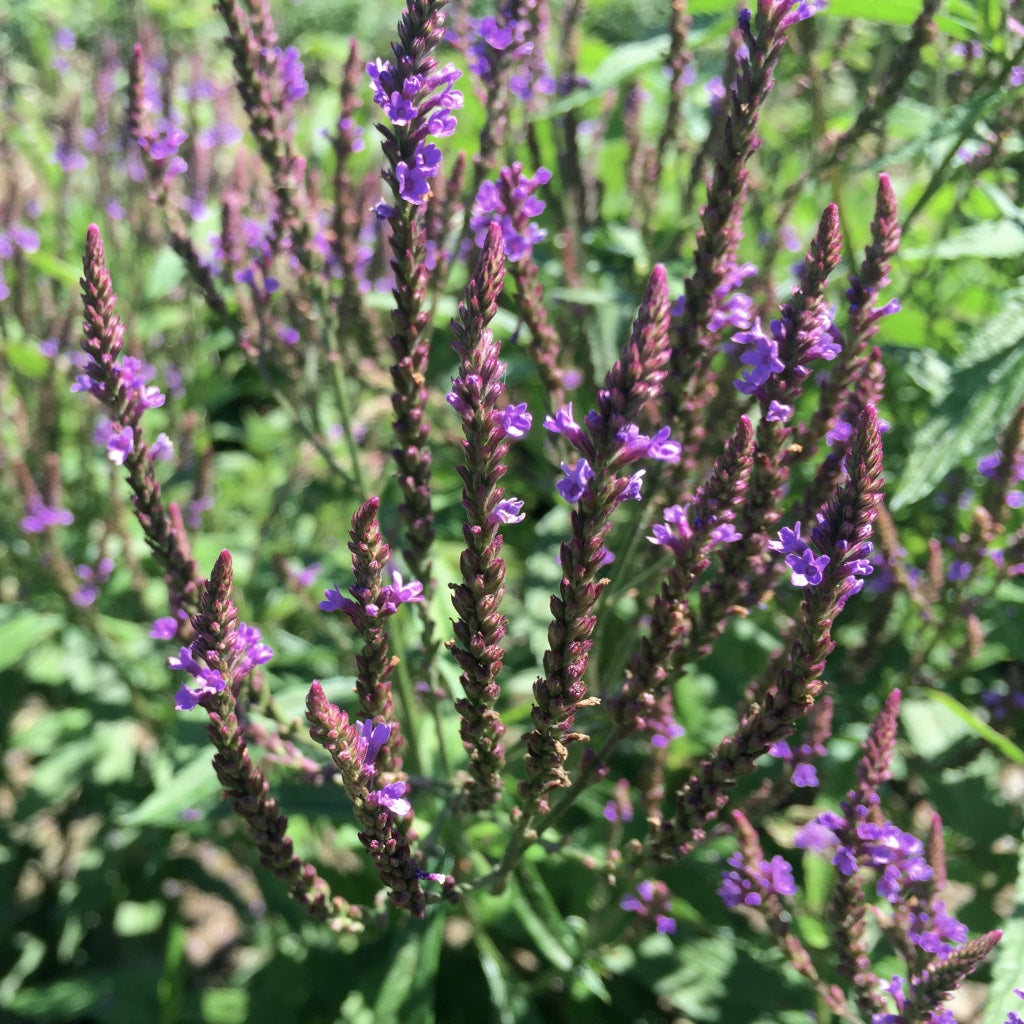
119 356 165 409
798 806 934 903
52 141 88 173
768 523 804 556
470 164 551 262
396 142 442 205
70 557 114 607
273 45 308 103
94 421 134 465
647 504 693 549
20 496 74 534
0 223 41 257
766 400 792 423
710 523 742 544
622 469 646 502
769 523 831 587
646 427 682 463
319 583 361 617
621 880 676 934
718 852 797 908
733 318 785 395
356 719 392 769
170 645 226 710
557 459 594 503
616 425 682 463
320 569 424 621
792 763 819 788
544 403 587 448
367 57 462 136
500 402 532 439
826 418 855 447
908 901 968 957
778 0 828 29
150 616 181 640
785 547 831 587
150 433 174 462
489 498 525 525
233 622 273 676
649 716 685 749
366 780 411 817
603 781 634 822
387 571 424 606
603 801 629 822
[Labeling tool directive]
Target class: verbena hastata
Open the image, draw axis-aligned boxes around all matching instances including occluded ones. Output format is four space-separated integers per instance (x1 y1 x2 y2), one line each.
7 0 1024 1017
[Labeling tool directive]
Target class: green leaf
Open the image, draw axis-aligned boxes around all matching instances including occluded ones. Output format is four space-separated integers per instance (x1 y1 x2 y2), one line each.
0 610 61 671
889 298 1024 509
22 247 82 288
981 830 1024 1024
474 923 541 1024
812 0 975 34
5 338 50 378
118 753 221 826
687 0 973 34
534 35 670 119
510 867 577 972
904 220 1024 260
916 689 1024 765
372 912 445 1024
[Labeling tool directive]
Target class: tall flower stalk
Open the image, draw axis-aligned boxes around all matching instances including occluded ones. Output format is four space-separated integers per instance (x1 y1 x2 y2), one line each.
446 223 530 808
318 497 425 778
173 551 359 929
520 264 673 814
650 406 884 858
369 0 463 613
76 224 199 629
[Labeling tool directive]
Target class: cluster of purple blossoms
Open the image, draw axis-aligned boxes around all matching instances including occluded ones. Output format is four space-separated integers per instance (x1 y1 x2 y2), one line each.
718 850 797 908
795 803 933 903
768 739 821 788
908 901 969 958
732 317 785 396
621 879 676 935
773 0 829 30
730 310 842 415
465 12 555 100
91 421 171 466
768 522 832 587
172 621 273 711
269 45 308 105
20 496 74 535
446 388 533 524
872 973 998 1024
470 163 551 262
647 502 742 555
545 404 682 505
71 353 165 407
71 353 173 465
355 719 411 817
319 569 424 624
71 557 115 607
671 260 757 333
367 57 463 206
150 610 190 641
137 118 188 178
